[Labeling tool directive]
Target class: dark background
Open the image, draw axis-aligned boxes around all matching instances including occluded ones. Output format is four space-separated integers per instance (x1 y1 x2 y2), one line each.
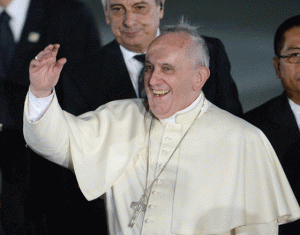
80 0 300 112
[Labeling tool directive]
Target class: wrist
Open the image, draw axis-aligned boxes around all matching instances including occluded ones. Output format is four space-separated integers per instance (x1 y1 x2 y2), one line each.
29 85 53 98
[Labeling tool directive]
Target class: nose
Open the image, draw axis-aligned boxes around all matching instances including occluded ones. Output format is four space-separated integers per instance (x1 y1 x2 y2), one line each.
148 69 162 86
123 11 137 28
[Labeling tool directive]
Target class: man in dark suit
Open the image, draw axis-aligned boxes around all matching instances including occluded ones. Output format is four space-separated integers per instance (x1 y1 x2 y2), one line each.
0 0 101 234
64 0 243 117
244 15 300 234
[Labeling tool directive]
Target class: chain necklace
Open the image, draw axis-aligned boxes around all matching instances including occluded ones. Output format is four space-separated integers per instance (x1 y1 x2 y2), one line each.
128 99 205 228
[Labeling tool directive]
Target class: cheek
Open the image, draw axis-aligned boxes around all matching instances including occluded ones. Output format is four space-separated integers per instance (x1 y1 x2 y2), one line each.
109 17 122 31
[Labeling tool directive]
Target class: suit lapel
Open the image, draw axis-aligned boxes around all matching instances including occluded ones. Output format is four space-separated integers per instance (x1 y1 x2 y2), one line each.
67 40 137 114
9 0 45 86
104 40 137 102
270 93 299 129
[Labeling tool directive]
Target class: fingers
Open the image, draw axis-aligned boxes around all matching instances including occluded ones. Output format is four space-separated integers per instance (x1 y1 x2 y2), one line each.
34 44 60 62
30 44 66 69
53 58 67 72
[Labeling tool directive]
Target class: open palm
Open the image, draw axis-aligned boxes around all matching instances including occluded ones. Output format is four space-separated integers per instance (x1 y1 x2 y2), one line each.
29 44 67 97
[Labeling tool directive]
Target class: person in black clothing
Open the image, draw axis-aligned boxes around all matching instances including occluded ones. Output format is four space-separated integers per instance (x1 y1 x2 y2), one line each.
0 0 101 234
244 14 300 235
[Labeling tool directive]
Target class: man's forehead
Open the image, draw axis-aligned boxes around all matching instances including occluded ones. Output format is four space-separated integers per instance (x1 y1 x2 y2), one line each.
146 35 189 63
107 0 155 5
148 33 190 52
283 27 300 50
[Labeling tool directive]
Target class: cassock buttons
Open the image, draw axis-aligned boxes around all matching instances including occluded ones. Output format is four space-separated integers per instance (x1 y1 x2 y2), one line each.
167 123 173 128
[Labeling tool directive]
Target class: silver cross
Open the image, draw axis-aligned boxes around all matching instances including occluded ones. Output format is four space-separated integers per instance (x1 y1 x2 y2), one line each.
128 189 149 228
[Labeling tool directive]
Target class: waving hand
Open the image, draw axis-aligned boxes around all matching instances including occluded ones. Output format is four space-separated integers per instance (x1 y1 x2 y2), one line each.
29 44 67 97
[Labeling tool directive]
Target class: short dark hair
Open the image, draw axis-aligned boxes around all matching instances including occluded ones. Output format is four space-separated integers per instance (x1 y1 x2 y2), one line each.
274 15 300 56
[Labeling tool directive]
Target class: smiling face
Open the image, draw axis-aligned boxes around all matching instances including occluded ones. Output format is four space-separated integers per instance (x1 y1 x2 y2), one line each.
144 32 210 119
273 26 300 104
105 0 164 53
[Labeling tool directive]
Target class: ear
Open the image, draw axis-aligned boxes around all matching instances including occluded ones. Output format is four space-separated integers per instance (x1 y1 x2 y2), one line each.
193 67 210 91
159 0 165 19
272 56 281 79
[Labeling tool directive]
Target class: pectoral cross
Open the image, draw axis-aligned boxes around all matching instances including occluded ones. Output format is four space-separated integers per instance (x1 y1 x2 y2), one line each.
128 189 150 228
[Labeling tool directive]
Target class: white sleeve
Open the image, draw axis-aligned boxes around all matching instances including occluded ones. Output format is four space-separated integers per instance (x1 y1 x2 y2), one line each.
28 88 54 122
235 220 278 235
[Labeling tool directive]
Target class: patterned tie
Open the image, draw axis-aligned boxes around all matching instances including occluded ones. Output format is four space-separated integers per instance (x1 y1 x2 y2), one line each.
0 11 15 78
134 54 146 99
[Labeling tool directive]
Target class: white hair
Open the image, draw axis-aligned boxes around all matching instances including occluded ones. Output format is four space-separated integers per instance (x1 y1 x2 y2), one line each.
161 18 210 68
101 0 162 10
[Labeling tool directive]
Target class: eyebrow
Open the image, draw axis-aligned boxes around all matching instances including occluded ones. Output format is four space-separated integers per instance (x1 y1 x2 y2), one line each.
109 1 148 7
287 47 300 51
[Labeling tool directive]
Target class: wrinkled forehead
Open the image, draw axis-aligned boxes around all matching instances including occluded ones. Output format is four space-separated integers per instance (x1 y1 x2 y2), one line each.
146 33 191 60
104 0 158 7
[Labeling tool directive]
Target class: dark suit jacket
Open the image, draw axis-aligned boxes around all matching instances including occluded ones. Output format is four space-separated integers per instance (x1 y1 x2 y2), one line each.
244 92 300 234
64 37 243 117
0 0 101 234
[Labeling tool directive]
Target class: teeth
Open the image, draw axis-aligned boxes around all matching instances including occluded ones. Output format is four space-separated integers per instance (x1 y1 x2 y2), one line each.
153 90 170 96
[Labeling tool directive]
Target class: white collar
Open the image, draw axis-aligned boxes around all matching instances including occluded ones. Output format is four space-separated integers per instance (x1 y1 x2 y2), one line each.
288 98 300 129
163 92 203 124
0 0 31 42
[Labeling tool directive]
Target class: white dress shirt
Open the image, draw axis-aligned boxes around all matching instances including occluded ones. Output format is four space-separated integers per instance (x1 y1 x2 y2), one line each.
119 29 160 97
0 0 30 42
288 98 300 130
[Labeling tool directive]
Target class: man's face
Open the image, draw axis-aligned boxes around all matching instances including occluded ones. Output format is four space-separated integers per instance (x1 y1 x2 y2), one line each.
0 0 12 7
273 26 300 103
144 33 209 119
105 0 164 53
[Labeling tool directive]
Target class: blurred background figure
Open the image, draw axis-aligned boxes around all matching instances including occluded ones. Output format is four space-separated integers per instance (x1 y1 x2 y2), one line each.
0 0 101 234
244 15 300 234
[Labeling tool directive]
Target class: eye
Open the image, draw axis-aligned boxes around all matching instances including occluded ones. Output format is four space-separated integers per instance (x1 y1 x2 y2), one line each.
162 66 173 72
289 53 300 58
111 6 125 15
145 64 154 72
136 5 145 9
133 4 148 13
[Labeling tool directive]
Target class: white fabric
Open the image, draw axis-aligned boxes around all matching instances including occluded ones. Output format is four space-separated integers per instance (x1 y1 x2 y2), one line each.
28 88 54 122
27 89 202 124
23 92 300 235
288 98 300 129
0 0 30 42
119 45 144 97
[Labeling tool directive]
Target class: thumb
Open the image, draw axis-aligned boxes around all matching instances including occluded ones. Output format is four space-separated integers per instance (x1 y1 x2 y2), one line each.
53 58 67 75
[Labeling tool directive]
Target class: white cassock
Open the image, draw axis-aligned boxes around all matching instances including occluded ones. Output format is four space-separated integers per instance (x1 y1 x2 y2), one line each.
23 91 300 235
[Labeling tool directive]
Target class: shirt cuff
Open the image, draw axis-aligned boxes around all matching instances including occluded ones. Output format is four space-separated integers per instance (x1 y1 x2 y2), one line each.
28 88 54 122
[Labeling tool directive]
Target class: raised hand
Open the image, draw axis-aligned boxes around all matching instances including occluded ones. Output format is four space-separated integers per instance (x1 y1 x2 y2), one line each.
29 44 67 98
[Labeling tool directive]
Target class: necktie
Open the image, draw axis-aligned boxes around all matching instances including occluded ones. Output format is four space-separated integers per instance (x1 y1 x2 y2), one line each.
134 54 146 99
0 11 15 78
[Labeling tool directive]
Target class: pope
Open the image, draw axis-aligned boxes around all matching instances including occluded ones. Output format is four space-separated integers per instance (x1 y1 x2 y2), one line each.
24 22 300 235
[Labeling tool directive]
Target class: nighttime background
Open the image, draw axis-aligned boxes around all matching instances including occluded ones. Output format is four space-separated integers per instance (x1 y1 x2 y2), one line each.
81 0 300 112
